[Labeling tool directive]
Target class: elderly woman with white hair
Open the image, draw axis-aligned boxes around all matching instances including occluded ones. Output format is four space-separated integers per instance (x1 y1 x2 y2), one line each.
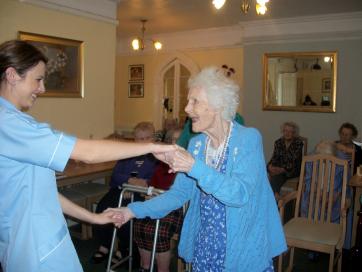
114 66 286 271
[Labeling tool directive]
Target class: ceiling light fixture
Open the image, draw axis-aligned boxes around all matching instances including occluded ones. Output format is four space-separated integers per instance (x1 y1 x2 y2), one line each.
213 0 270 15
131 19 162 51
212 0 226 9
312 58 322 70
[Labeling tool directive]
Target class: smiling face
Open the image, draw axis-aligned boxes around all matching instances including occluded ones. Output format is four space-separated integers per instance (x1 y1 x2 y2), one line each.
9 61 46 110
184 87 218 133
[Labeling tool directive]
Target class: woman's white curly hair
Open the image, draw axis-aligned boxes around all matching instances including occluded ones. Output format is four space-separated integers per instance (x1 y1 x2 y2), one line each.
188 66 240 121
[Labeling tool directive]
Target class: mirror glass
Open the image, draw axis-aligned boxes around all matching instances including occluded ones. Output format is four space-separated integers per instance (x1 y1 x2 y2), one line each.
263 52 337 112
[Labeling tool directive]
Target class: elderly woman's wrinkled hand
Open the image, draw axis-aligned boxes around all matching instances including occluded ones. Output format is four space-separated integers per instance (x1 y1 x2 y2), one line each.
104 207 135 228
167 146 195 173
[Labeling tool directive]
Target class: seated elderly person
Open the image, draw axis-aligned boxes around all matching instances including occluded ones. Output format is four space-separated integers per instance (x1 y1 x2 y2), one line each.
134 128 183 272
335 122 362 174
112 66 286 271
267 121 304 196
91 122 157 265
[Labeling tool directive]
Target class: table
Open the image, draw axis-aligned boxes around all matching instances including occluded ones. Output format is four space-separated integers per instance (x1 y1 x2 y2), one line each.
57 160 116 188
350 174 362 247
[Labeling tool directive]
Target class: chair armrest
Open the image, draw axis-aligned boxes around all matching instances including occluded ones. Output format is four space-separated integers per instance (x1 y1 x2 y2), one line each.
278 191 298 209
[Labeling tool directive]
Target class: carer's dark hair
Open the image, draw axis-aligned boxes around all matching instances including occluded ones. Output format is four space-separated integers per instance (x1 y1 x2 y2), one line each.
338 122 358 138
0 40 48 83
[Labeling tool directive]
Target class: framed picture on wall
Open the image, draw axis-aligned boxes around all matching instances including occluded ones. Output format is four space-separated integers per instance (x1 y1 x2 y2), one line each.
129 64 144 81
322 78 331 93
128 82 144 98
19 31 84 98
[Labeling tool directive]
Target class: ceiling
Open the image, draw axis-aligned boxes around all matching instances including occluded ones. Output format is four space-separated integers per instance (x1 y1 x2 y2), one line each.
116 0 362 38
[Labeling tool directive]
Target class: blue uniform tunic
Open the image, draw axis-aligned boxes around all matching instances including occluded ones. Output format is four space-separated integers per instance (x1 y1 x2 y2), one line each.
0 97 81 272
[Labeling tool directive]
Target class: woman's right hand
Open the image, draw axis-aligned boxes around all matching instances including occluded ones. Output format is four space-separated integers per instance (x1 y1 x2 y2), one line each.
152 144 177 165
105 207 135 228
168 146 195 173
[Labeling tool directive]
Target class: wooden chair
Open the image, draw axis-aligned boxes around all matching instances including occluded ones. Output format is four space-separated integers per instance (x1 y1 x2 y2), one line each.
280 136 308 195
278 154 349 272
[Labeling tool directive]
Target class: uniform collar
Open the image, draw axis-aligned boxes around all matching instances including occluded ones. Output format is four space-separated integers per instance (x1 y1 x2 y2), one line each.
0 96 18 111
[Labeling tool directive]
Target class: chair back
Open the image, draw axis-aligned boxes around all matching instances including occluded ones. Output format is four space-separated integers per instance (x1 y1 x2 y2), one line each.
299 136 308 156
295 154 348 224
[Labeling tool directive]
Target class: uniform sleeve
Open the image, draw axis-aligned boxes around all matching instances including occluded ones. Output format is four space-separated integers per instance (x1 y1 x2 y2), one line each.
188 128 266 207
0 112 76 172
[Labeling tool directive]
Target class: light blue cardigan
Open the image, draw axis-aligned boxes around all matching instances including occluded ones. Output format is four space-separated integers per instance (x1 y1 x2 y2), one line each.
128 122 286 271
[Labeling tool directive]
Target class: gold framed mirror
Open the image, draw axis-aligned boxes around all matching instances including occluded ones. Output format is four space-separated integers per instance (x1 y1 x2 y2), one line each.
263 51 337 112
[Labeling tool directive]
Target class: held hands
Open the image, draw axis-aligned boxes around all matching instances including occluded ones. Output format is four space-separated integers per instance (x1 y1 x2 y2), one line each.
152 143 177 163
104 207 135 228
92 209 125 225
153 144 194 173
165 146 195 173
152 146 175 164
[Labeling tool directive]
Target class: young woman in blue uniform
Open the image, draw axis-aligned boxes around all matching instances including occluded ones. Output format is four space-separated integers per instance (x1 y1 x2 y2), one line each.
0 40 174 272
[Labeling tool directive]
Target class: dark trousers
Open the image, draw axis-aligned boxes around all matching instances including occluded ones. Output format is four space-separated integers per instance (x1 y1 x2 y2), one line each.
93 187 140 263
269 173 295 222
269 173 288 194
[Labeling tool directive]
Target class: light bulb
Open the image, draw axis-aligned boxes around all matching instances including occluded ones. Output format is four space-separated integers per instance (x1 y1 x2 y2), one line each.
256 3 267 15
154 41 162 50
256 0 269 5
132 38 140 50
212 0 226 10
241 0 250 14
324 56 331 63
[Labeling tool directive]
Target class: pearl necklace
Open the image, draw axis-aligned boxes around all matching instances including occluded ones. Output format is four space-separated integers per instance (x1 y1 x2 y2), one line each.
205 122 233 170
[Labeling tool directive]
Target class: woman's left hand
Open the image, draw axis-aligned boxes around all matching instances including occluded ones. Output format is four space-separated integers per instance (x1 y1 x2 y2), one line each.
92 209 124 225
168 146 195 173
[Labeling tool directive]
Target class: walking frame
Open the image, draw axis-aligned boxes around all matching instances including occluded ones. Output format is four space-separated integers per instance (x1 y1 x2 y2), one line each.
106 183 190 272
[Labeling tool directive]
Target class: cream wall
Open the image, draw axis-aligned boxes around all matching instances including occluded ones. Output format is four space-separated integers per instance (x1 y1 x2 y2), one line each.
115 47 244 131
116 35 362 162
0 0 116 138
243 39 362 160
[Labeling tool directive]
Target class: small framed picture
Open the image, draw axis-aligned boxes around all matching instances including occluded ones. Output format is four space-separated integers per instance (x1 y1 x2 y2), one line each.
129 64 144 81
128 82 144 98
322 78 331 93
